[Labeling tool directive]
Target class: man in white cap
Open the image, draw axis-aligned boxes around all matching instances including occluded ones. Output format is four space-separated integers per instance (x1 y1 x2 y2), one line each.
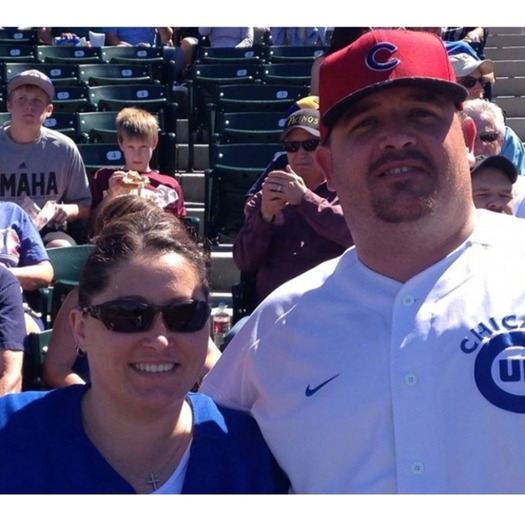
202 29 525 494
0 70 91 246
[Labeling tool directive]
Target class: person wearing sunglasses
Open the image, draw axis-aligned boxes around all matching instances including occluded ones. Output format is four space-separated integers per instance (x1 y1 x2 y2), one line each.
449 52 494 100
233 108 353 306
450 52 525 176
462 99 506 157
42 196 221 389
0 204 289 494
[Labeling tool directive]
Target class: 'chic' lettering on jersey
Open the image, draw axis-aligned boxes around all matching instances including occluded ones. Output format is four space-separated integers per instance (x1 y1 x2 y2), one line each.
460 315 523 353
365 42 400 72
0 172 58 198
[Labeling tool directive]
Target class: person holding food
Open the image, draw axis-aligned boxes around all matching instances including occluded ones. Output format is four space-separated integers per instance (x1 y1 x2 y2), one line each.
0 208 288 494
89 107 186 229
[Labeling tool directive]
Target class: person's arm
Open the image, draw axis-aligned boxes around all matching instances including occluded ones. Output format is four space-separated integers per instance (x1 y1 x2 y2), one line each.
265 167 353 248
157 27 174 46
42 289 86 387
11 205 54 290
0 269 26 395
105 30 130 46
294 188 354 247
10 261 53 291
236 27 253 48
0 350 23 395
88 170 127 230
232 191 280 272
52 203 90 223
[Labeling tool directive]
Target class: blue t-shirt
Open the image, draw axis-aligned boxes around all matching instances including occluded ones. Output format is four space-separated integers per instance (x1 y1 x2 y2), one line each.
0 266 25 351
105 28 158 46
0 386 289 494
0 202 48 269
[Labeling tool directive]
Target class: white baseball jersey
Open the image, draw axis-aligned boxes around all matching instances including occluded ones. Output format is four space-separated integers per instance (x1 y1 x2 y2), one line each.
201 210 525 493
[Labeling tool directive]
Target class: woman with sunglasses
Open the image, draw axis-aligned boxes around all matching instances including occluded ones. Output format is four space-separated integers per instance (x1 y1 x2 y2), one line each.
42 196 221 388
0 208 288 494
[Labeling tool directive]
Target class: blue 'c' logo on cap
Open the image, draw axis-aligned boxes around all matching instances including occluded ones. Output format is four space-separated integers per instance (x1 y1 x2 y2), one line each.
366 42 400 72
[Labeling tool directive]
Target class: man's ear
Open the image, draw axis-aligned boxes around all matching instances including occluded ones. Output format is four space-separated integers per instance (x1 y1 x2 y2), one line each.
462 115 477 168
45 103 54 119
316 144 335 190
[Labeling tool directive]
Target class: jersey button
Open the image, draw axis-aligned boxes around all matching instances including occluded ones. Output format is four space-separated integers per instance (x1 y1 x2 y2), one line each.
402 294 416 306
404 373 418 386
410 461 425 475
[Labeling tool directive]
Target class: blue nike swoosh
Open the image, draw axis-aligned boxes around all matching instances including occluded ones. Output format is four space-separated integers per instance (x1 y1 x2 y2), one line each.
305 374 340 397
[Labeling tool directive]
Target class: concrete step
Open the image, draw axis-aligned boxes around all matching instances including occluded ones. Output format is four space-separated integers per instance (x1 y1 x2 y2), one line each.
179 171 205 204
176 118 190 144
492 96 525 118
490 60 525 78
176 144 210 172
209 250 239 294
486 47 525 61
506 117 525 141
487 34 525 48
489 28 525 36
493 76 525 96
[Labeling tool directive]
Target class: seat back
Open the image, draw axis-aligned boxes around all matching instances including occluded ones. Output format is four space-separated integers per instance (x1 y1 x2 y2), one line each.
46 244 94 325
267 45 327 63
0 43 36 63
261 62 312 87
205 142 282 241
36 45 102 64
0 28 37 45
213 111 286 143
87 83 172 113
78 63 154 86
43 112 78 140
197 45 266 64
213 83 308 113
22 329 52 391
53 84 94 112
3 62 80 86
77 143 124 177
76 111 119 143
100 46 164 63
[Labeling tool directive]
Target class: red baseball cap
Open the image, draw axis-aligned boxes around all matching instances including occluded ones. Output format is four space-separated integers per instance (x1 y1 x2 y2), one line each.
320 29 468 136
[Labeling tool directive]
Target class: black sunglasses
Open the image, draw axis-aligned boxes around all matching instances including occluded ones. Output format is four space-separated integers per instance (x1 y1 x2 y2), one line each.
80 299 211 333
479 131 500 143
458 76 488 89
282 139 320 153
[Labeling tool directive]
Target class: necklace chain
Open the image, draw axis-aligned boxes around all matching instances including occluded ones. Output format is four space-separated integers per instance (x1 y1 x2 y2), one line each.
83 401 192 492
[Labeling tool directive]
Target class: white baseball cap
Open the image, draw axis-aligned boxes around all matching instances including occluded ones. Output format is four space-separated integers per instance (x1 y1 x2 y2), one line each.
449 53 494 81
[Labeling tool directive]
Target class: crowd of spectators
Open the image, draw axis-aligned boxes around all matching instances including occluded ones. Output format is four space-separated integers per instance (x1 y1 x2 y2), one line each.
1 26 525 496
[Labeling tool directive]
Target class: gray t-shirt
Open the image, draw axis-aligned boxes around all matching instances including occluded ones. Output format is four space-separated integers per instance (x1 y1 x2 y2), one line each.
0 125 91 209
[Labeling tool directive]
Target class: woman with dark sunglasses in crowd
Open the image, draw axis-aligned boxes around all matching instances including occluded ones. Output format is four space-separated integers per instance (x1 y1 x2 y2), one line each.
0 203 289 494
42 196 221 388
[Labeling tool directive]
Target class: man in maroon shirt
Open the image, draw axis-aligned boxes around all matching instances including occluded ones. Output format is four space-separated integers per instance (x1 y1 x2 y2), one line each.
233 108 353 304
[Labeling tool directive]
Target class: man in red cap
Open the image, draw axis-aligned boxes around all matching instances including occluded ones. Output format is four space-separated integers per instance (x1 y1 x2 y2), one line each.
202 29 525 493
